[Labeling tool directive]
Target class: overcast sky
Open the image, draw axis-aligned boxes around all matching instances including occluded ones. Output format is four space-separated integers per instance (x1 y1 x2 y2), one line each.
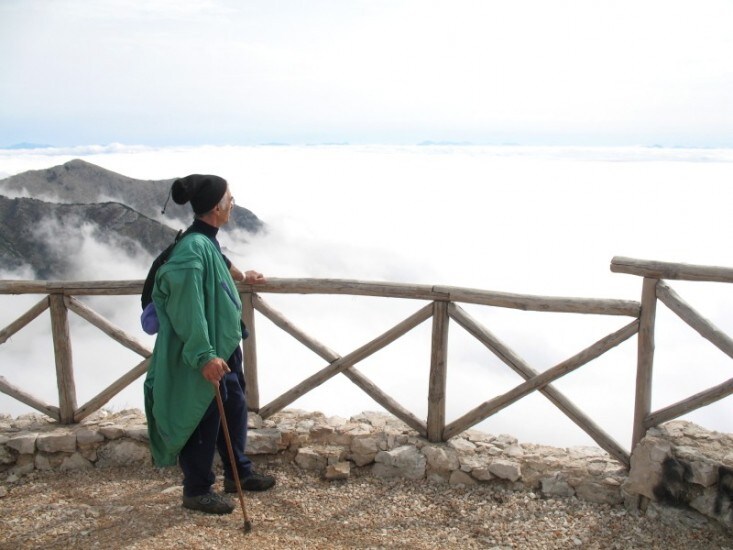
1 0 732 147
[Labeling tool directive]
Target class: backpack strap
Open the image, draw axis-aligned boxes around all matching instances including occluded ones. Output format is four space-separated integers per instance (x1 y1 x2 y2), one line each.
140 228 191 310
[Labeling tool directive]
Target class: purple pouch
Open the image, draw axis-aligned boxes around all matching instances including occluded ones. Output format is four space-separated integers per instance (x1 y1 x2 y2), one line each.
141 302 160 335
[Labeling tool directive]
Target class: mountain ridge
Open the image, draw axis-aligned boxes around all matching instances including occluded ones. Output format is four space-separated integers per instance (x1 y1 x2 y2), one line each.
0 160 264 279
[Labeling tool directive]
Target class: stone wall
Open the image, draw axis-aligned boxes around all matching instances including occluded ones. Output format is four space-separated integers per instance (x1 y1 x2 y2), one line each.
1 408 731 531
622 421 733 530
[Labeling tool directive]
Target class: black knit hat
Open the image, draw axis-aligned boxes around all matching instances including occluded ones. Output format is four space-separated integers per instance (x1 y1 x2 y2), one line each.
170 174 228 215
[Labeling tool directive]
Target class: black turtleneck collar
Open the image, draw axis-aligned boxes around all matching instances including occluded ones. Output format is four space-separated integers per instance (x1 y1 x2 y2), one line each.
188 218 231 268
191 218 219 241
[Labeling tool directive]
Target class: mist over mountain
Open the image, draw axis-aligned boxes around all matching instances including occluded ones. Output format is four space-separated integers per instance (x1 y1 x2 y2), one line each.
0 196 177 279
0 159 264 279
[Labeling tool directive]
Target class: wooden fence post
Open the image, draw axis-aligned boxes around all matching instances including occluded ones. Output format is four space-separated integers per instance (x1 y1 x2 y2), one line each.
632 277 658 449
427 300 449 442
49 294 77 423
241 291 259 411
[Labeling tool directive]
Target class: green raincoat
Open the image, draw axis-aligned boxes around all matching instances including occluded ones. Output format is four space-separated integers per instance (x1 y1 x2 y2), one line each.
144 233 242 467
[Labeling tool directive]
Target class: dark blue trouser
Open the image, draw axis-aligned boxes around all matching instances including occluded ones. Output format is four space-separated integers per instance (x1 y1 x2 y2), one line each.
179 347 253 497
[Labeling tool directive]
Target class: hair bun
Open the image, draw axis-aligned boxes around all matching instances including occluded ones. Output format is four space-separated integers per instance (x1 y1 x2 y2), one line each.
168 174 228 214
171 177 192 205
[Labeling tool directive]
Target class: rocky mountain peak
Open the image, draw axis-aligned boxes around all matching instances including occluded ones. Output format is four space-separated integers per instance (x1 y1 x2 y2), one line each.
0 160 265 279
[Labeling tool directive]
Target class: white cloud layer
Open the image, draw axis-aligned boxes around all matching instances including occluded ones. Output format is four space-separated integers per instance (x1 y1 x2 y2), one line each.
1 145 732 450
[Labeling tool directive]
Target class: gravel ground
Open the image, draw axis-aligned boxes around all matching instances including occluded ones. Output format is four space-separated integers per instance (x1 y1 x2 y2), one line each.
1 461 731 550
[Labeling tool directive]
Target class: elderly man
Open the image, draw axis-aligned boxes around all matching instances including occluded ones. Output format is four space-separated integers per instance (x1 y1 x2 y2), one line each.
144 174 275 515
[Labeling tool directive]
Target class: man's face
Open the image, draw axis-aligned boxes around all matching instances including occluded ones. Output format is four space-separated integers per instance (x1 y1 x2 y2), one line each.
219 190 235 224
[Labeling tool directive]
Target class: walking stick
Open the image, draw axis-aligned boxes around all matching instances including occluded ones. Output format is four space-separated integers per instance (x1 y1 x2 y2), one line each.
214 383 253 533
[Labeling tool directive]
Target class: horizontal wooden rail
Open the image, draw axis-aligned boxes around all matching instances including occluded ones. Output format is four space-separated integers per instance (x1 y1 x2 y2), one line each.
434 286 639 316
611 256 733 283
0 279 443 298
0 278 641 316
243 278 446 301
0 280 144 295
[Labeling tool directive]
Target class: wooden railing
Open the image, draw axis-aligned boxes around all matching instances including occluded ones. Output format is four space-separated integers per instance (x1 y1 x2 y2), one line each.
610 257 733 450
2 257 732 467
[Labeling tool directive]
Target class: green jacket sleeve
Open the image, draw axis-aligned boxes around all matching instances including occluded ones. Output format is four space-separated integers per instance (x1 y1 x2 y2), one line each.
157 265 217 370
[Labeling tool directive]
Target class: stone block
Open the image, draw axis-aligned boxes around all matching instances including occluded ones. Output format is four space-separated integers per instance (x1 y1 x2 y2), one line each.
471 467 494 482
323 431 354 447
505 445 524 459
623 436 671 501
352 411 389 428
447 437 477 453
465 430 495 444
246 428 283 454
450 470 478 486
575 480 623 505
9 454 34 476
568 446 607 460
0 444 14 465
124 425 149 442
351 436 381 466
541 475 575 498
36 432 76 453
98 425 125 440
646 501 712 530
6 433 37 454
79 446 98 462
340 423 373 438
35 452 68 470
493 434 518 448
689 460 718 487
324 447 347 465
325 461 350 480
75 428 104 446
309 423 335 443
459 454 485 473
96 440 150 467
281 431 307 451
373 445 426 480
296 419 316 433
10 414 52 431
326 415 348 428
60 452 93 471
427 470 450 483
422 445 459 471
489 459 521 482
689 487 722 520
586 461 608 476
295 447 327 471
247 413 263 429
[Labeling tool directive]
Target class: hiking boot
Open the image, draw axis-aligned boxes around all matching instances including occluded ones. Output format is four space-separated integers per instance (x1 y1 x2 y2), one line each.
224 471 276 493
182 492 234 515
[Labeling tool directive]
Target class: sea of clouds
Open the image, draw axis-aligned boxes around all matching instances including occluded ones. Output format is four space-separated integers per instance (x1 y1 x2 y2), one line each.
1 144 732 449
